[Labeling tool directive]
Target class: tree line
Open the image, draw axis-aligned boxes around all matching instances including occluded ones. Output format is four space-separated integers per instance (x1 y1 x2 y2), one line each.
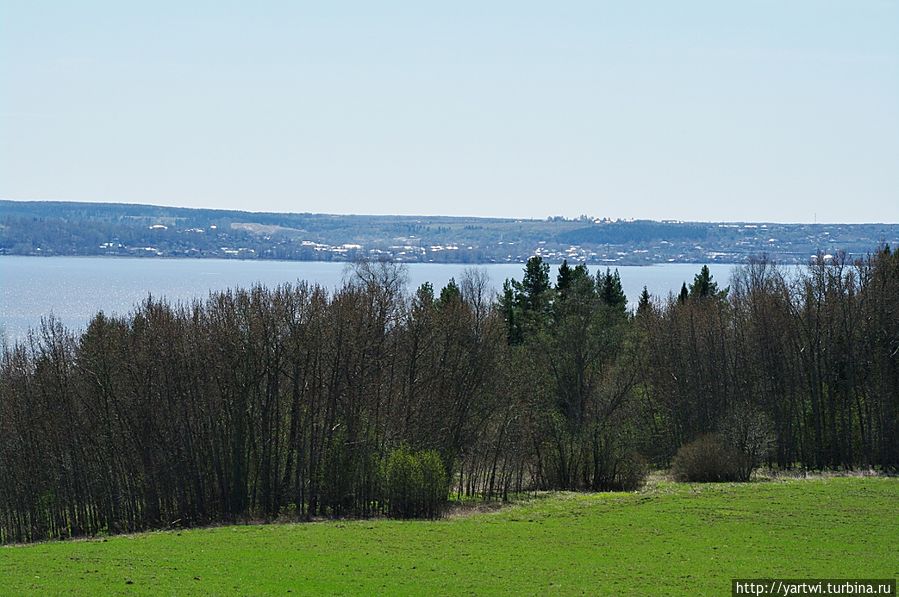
1 248 897 543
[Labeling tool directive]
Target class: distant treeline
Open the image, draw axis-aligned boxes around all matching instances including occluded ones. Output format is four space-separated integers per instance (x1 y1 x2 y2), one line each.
1 248 897 543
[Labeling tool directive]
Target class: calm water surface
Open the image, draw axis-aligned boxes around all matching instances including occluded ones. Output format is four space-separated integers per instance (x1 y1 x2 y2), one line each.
0 256 739 340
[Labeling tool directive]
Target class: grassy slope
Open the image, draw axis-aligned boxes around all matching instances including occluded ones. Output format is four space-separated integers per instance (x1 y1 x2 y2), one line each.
1 478 896 596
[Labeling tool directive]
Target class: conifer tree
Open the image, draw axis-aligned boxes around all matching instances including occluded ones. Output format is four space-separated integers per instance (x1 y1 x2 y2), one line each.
598 268 627 317
556 260 574 302
688 265 728 299
636 286 652 316
438 277 461 306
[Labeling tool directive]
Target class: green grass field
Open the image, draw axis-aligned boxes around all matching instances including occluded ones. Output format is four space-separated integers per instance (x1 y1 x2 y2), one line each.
1 478 896 595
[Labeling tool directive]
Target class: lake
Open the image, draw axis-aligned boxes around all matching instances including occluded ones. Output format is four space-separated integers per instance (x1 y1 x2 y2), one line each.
0 256 740 341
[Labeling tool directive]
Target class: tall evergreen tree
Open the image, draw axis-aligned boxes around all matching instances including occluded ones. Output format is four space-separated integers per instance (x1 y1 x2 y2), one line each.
557 263 593 303
636 286 652 317
498 279 523 345
415 282 435 307
438 278 461 307
688 265 727 299
508 256 552 338
556 260 574 302
519 255 551 312
598 268 627 317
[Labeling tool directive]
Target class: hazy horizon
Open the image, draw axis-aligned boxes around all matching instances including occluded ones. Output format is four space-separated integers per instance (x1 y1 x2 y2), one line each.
2 2 897 223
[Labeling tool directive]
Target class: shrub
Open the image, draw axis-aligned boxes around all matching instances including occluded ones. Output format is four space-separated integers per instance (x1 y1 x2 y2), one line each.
720 403 774 482
417 450 449 519
671 433 747 482
615 452 649 491
590 447 649 491
385 447 448 519
591 422 650 491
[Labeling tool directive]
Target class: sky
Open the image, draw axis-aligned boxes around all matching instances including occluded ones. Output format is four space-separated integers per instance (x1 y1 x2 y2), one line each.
1 1 897 223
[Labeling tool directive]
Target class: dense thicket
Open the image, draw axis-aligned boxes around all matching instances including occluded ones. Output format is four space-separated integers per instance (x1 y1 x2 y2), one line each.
0 263 509 543
1 248 897 543
635 250 899 471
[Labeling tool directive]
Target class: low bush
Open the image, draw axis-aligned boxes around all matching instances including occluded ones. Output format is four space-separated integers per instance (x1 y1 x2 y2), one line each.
614 452 649 491
385 447 448 519
720 403 774 482
671 433 747 482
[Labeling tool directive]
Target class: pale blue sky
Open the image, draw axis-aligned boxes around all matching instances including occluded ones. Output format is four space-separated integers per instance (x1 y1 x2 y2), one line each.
1 1 897 222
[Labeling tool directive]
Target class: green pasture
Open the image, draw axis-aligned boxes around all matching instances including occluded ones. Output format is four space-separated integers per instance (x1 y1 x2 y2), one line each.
1 477 896 595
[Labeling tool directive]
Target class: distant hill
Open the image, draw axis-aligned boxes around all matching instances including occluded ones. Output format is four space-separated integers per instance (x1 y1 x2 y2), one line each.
2 199 897 265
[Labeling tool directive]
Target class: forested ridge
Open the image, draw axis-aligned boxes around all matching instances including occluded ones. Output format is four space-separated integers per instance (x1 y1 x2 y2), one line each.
1 248 897 544
4 199 898 264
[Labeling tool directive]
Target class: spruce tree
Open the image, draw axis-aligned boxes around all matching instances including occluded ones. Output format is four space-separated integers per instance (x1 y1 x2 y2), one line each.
688 265 728 299
520 255 551 311
598 268 627 317
503 255 553 341
636 285 652 316
438 277 461 306
498 279 523 345
556 259 574 302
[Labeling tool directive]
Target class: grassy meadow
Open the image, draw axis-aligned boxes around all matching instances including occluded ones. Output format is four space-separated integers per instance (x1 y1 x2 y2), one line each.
1 477 896 596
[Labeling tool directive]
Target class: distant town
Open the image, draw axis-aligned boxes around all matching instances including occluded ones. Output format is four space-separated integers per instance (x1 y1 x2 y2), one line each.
2 200 897 265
